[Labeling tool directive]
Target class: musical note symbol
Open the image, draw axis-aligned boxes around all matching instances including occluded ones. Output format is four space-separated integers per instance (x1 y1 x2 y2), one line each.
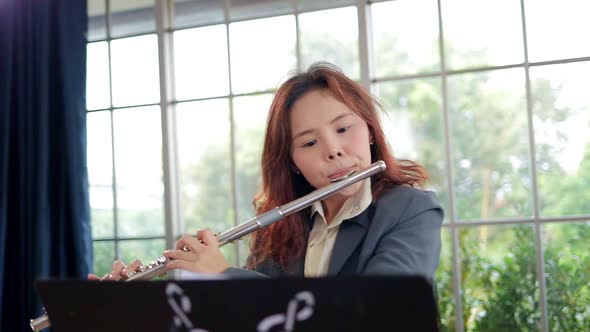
166 283 209 332
257 291 315 332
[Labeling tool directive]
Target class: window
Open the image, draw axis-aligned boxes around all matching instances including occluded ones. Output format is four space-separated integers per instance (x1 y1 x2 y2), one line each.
86 0 165 276
86 1 590 330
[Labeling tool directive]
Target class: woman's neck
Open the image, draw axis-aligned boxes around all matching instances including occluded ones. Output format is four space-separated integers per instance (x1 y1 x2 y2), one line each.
321 195 347 225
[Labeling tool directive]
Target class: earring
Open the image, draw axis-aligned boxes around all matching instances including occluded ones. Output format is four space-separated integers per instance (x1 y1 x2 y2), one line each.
370 140 374 145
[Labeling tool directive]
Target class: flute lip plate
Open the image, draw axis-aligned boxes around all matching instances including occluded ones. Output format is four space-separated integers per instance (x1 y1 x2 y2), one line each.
330 170 357 183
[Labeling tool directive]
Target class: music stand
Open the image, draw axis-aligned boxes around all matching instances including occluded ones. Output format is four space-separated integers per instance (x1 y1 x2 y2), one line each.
35 275 440 332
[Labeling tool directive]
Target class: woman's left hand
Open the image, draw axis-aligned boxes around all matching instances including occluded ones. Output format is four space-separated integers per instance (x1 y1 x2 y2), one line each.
163 229 231 274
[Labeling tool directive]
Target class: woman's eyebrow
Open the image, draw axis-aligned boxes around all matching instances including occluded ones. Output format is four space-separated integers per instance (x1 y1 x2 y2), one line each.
292 112 353 140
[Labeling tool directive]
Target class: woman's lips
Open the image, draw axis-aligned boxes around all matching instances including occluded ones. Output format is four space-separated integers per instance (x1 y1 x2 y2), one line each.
329 167 355 181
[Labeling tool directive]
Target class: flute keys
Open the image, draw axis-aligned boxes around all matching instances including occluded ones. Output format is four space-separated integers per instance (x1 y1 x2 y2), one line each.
144 257 168 270
121 264 148 280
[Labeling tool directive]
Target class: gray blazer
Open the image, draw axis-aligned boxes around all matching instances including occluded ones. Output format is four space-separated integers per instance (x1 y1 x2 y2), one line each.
224 185 444 281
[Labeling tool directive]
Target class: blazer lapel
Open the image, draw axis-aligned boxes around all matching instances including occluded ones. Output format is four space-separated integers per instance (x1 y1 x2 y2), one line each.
327 206 372 275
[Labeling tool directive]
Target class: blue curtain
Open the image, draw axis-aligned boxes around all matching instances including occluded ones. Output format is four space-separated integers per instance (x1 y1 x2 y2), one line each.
0 0 92 331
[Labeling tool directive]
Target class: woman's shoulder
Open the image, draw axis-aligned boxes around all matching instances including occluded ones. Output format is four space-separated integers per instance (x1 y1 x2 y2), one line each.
378 184 441 203
374 185 443 219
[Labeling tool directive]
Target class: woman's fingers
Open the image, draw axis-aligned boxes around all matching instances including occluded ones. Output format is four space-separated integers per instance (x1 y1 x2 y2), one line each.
87 273 101 280
165 229 230 274
87 258 145 281
126 259 143 271
100 273 113 281
109 260 126 280
121 259 144 279
175 233 205 252
163 249 197 262
197 229 219 246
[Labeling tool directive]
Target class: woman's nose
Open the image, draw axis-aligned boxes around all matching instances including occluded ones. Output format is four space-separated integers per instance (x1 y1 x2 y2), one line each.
326 142 343 160
328 151 342 160
323 135 344 160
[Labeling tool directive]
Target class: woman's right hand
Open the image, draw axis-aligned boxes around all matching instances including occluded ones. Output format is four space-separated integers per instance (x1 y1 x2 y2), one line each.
87 259 144 281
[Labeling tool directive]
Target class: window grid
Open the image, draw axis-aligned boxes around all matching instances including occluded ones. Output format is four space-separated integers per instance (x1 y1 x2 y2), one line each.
155 0 181 259
221 0 241 264
105 0 121 261
520 0 548 330
434 0 464 329
86 1 590 331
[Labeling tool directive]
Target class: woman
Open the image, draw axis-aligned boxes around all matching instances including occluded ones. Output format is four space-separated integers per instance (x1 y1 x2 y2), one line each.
91 62 443 282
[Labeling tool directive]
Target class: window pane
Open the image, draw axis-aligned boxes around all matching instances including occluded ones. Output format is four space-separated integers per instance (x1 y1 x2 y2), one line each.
297 0 355 13
111 35 160 107
87 111 114 238
92 241 115 277
375 79 449 221
436 228 456 332
110 0 155 38
441 0 523 70
88 0 106 41
229 16 297 94
113 106 164 237
176 99 233 232
460 225 539 331
119 239 167 275
233 94 273 269
372 0 440 77
174 0 225 28
86 41 110 110
448 69 532 220
530 62 590 217
543 222 590 331
299 7 359 81
233 94 273 222
228 0 293 21
526 1 590 62
174 25 229 101
176 99 238 266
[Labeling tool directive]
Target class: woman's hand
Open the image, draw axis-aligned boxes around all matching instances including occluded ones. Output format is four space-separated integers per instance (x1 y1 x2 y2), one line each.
87 259 144 281
163 229 231 274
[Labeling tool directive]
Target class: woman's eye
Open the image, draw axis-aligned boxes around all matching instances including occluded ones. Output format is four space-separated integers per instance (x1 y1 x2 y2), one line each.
302 139 317 148
337 126 350 134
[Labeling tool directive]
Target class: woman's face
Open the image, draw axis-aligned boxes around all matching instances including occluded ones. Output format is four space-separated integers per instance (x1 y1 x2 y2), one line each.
289 89 372 197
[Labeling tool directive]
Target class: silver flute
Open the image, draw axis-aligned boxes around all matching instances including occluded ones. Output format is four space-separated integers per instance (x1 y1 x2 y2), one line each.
30 160 386 331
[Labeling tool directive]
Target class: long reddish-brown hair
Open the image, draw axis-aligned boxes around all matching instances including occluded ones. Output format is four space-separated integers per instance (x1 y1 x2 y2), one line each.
246 62 428 270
